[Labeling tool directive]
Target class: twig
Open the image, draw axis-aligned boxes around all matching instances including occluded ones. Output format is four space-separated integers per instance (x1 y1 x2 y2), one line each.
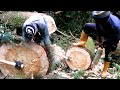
58 17 67 25
69 30 77 39
54 11 63 15
56 29 71 38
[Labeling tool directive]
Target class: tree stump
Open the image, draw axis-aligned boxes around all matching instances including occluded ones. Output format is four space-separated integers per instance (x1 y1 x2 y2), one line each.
65 37 95 70
0 11 57 34
0 42 49 79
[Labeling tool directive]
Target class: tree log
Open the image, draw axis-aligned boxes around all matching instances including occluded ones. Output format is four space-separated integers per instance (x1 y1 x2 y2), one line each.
65 37 95 70
0 42 49 79
0 11 57 34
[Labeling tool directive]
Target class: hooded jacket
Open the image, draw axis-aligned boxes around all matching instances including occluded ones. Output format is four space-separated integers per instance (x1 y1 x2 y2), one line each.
22 15 50 46
96 13 120 45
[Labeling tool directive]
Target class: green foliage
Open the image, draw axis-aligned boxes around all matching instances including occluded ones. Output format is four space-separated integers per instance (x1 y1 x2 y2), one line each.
53 11 94 38
50 63 58 71
50 11 95 50
86 37 95 58
7 15 26 28
112 62 120 72
0 25 14 43
116 74 120 79
51 33 75 51
0 24 22 44
0 12 26 31
73 69 85 79
109 69 115 74
0 32 15 43
108 62 120 79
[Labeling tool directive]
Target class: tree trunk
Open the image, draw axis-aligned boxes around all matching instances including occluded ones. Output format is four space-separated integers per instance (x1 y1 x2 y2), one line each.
0 42 49 79
65 37 95 70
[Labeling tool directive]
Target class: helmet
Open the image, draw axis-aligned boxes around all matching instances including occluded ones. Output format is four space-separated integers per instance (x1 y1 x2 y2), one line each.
92 11 110 19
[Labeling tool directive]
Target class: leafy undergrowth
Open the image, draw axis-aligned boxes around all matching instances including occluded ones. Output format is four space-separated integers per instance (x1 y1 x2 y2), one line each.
42 58 120 79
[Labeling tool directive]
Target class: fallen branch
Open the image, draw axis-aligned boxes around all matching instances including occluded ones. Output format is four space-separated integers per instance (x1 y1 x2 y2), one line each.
69 30 77 39
54 11 63 15
56 29 71 38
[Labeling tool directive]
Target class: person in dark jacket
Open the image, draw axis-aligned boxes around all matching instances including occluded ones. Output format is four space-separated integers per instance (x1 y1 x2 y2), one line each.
22 15 51 45
22 14 55 73
73 11 120 78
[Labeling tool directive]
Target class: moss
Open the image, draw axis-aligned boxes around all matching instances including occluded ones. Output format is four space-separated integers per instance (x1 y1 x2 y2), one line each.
86 37 95 59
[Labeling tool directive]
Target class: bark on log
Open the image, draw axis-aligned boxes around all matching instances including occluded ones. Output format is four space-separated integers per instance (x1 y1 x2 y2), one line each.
65 37 95 70
0 42 49 79
0 11 57 34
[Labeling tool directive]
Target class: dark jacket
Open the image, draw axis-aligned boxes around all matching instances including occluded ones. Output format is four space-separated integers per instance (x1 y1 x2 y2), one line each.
96 14 120 45
22 15 51 46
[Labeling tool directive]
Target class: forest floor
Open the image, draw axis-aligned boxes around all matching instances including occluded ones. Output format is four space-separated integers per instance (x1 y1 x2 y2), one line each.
42 50 120 79
41 32 120 79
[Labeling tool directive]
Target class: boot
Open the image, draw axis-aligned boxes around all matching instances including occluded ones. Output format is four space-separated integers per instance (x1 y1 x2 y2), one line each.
73 31 88 47
101 61 110 78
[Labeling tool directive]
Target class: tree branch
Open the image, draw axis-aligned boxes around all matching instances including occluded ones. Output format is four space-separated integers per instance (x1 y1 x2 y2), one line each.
56 29 71 38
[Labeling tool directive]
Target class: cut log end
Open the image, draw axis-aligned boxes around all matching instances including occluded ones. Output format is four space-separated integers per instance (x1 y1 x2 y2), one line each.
65 47 92 70
0 42 49 79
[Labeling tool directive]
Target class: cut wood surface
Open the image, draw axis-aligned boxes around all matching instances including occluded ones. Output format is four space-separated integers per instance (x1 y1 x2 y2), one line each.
66 47 92 70
0 11 57 34
0 42 49 79
65 37 95 70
